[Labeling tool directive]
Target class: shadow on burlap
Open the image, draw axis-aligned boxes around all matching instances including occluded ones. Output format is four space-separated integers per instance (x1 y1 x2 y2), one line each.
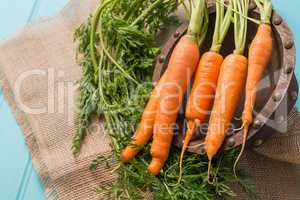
0 0 299 199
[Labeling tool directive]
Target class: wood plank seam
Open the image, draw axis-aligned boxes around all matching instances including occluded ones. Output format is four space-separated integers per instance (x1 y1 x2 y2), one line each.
15 0 41 199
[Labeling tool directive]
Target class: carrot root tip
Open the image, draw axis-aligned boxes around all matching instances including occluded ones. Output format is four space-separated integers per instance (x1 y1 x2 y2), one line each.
207 159 214 185
148 159 163 176
178 148 185 184
120 147 137 163
178 121 198 183
233 124 249 178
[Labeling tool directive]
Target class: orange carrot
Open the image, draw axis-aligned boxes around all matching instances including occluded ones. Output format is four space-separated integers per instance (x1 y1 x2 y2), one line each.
233 0 273 176
179 52 223 174
205 0 249 182
185 53 224 123
242 24 272 129
205 54 248 160
148 36 200 175
178 0 233 181
120 75 165 163
148 0 208 175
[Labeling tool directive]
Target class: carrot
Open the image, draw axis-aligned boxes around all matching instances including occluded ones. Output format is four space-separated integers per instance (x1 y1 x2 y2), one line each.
205 54 248 159
178 0 233 182
233 0 273 177
205 0 249 182
148 0 209 176
242 25 272 129
120 75 165 163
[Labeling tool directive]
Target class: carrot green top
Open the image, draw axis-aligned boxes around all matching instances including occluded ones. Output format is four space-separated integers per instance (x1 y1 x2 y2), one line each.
233 0 249 55
254 0 273 24
186 0 209 46
211 0 233 52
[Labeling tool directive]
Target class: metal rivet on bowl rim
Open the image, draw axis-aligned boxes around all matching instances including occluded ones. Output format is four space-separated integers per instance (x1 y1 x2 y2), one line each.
285 40 294 49
227 138 235 148
158 55 165 63
199 147 206 155
273 92 283 102
253 139 263 147
227 129 234 136
285 65 294 74
173 31 180 38
291 91 298 101
273 16 282 25
253 119 262 129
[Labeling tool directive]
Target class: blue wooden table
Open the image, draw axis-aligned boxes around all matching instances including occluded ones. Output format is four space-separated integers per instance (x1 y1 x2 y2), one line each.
0 1 68 199
0 0 299 199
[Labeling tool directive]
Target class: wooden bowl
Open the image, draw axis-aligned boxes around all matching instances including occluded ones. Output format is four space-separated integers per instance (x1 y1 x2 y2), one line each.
152 3 298 154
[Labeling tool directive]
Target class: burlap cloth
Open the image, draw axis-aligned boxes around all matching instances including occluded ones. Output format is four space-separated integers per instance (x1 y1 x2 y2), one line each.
0 0 299 199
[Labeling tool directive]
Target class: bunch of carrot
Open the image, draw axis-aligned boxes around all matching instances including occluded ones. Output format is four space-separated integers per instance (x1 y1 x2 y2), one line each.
203 0 273 178
120 0 273 179
179 0 233 181
121 0 209 175
204 0 273 179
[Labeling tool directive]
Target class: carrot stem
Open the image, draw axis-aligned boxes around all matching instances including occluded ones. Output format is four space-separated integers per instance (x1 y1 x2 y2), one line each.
90 0 111 75
131 0 163 26
90 1 138 85
233 0 249 55
198 7 209 47
216 0 260 25
254 0 272 24
211 0 233 52
179 0 192 19
186 0 208 44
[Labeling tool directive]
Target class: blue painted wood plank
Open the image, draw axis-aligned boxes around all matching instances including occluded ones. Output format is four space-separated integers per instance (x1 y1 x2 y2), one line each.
0 0 36 39
0 1 37 199
0 0 39 197
23 163 46 200
0 0 68 199
33 0 69 20
0 100 32 200
16 159 33 200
